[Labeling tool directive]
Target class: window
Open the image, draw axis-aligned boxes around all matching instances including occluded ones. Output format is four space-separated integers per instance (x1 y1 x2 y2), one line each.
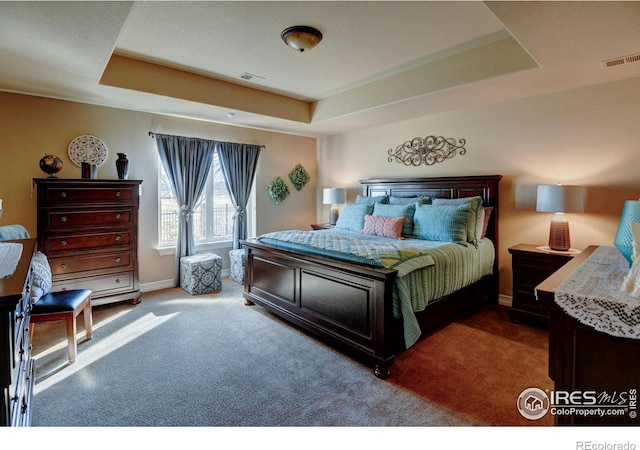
159 153 234 248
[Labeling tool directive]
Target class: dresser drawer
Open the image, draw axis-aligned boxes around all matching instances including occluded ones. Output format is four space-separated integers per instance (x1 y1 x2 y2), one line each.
42 185 137 205
52 271 135 297
42 230 132 253
44 208 134 230
49 252 133 275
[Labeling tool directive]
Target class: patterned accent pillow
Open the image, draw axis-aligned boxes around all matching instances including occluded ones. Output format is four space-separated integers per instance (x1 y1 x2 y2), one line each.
389 196 431 205
432 196 483 245
372 202 416 237
355 194 389 205
412 203 470 245
361 215 407 239
335 203 374 232
30 251 52 303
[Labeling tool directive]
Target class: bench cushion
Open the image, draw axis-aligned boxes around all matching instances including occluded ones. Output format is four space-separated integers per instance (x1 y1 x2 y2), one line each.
32 289 92 314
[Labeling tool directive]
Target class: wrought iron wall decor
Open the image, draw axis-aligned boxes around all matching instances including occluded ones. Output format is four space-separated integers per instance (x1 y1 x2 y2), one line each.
387 135 467 166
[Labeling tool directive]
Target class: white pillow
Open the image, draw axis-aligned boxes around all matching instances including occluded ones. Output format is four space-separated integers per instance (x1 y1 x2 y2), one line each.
30 251 52 302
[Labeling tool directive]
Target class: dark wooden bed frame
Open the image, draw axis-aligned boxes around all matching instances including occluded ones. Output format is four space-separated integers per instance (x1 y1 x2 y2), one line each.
241 175 502 378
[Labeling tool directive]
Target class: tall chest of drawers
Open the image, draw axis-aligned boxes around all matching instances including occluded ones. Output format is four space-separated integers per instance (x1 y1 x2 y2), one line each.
34 179 143 306
1 238 36 426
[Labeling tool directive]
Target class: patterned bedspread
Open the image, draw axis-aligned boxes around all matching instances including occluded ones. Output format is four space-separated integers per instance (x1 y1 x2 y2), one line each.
258 229 436 276
257 229 495 348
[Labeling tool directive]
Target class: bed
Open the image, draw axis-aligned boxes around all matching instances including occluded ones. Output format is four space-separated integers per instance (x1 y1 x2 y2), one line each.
241 175 501 378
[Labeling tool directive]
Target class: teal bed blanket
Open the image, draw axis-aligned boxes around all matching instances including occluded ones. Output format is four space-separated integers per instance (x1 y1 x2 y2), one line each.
257 229 495 347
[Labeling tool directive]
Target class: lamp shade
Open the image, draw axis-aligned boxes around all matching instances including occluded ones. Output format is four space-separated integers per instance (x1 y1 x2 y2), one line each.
323 188 346 205
536 185 585 213
614 199 640 266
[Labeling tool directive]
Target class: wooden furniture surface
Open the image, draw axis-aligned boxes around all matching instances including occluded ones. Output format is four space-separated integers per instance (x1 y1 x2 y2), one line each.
0 238 36 426
310 223 334 230
34 179 142 306
536 245 640 426
242 175 502 378
508 244 574 325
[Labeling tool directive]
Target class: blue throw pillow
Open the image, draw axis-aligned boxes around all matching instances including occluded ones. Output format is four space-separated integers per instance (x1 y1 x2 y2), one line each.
432 196 483 245
335 203 374 232
412 203 470 245
372 202 416 237
355 194 389 205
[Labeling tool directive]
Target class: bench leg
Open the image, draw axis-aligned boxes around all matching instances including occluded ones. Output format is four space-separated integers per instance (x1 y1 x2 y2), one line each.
83 304 93 340
65 313 77 364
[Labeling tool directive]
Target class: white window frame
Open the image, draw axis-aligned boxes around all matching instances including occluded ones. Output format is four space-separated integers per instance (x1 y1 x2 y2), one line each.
157 154 251 256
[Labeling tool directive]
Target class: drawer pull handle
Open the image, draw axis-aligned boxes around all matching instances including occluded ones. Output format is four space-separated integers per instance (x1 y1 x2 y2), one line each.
61 263 67 269
115 278 120 284
61 191 67 198
115 257 121 263
61 216 68 222
61 240 68 246
115 213 121 219
115 191 121 197
115 235 121 241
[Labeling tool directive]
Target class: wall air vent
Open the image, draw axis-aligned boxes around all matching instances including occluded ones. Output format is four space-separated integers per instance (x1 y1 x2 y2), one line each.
601 52 640 68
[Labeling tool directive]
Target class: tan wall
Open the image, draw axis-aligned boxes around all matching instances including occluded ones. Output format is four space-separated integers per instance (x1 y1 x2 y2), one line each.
0 92 317 288
318 77 640 297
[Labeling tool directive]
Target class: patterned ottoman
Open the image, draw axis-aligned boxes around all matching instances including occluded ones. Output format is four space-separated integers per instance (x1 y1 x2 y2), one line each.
180 253 222 295
229 248 246 284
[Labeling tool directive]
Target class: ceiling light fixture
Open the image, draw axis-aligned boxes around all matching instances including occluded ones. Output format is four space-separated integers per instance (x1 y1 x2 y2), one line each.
281 25 322 53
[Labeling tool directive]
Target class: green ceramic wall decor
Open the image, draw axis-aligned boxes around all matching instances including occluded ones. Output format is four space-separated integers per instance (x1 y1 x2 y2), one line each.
288 163 310 191
267 176 290 204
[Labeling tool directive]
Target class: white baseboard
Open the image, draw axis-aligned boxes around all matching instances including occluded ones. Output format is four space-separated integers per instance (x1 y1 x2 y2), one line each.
498 294 512 308
140 269 231 293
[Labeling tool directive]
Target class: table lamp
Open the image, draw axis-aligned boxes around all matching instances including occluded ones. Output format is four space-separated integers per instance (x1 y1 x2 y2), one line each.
614 198 640 266
536 184 585 251
323 187 346 225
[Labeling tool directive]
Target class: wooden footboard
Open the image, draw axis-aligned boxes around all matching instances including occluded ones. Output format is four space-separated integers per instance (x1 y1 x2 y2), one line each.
241 238 401 378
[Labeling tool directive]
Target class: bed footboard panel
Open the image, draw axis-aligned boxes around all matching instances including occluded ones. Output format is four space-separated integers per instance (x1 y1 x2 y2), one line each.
242 239 399 377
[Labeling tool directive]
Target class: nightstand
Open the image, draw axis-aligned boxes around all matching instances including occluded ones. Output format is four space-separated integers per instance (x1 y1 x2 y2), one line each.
311 223 335 230
508 244 576 325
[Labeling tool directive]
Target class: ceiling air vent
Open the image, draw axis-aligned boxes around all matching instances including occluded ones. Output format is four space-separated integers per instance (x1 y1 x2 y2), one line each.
601 52 640 68
239 72 266 82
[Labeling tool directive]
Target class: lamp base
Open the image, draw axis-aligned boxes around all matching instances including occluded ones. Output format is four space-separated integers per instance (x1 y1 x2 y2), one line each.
548 213 571 251
329 207 339 226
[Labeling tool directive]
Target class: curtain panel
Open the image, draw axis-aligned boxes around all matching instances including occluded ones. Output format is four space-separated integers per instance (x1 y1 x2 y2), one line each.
154 133 216 285
216 142 263 249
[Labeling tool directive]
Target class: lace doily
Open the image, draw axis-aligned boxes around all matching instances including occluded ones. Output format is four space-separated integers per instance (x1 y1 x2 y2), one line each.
554 246 640 339
0 242 23 279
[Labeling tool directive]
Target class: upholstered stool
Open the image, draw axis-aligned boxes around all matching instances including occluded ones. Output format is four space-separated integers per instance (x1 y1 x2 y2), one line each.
29 289 93 364
180 253 222 295
229 248 246 284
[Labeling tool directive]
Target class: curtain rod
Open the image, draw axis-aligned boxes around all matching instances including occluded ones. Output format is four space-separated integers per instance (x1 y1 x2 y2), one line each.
148 131 264 149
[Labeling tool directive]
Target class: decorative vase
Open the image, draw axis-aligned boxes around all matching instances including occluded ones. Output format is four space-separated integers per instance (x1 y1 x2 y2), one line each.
39 154 63 178
116 153 129 180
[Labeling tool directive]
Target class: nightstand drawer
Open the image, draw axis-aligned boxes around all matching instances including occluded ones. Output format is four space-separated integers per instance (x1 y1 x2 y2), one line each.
509 244 576 325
